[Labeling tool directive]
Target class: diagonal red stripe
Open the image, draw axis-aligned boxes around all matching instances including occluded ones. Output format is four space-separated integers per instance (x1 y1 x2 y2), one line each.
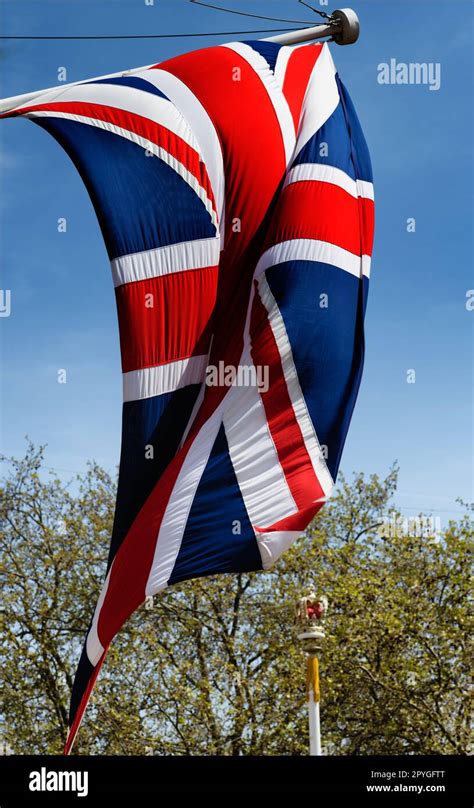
64 649 107 756
250 282 325 512
11 100 217 214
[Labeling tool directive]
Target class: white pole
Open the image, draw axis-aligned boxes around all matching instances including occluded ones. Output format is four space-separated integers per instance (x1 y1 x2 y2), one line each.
310 696 322 756
0 9 359 114
307 654 322 756
297 594 328 756
266 9 359 46
265 21 335 45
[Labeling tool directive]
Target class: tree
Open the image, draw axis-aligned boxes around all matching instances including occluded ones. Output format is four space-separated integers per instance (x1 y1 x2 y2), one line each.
0 443 471 755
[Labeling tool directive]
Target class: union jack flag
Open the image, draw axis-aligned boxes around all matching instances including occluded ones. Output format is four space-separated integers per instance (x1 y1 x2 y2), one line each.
2 38 374 752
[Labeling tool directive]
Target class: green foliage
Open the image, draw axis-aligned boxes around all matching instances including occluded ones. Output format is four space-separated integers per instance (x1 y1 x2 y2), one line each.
0 443 472 755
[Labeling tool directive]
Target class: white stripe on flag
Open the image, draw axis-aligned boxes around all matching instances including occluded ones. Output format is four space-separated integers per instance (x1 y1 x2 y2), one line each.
15 81 199 150
111 236 221 287
284 163 375 201
273 44 294 92
143 68 226 242
357 179 375 201
144 353 303 593
223 42 296 168
294 42 339 156
222 279 298 531
256 274 334 498
145 400 226 596
86 563 113 665
223 365 298 528
255 238 371 280
257 530 302 571
123 355 208 402
27 111 218 230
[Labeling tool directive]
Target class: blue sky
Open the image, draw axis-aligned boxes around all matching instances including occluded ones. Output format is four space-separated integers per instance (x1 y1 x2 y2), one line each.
0 0 472 525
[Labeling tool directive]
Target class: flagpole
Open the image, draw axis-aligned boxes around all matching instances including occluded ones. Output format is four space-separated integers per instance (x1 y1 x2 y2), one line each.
265 9 359 45
296 593 327 757
307 655 321 755
0 9 359 115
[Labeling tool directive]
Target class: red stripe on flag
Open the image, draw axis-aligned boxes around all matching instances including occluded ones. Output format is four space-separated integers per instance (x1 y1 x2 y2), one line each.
64 649 107 756
115 267 218 373
358 189 375 263
282 44 323 132
11 101 217 214
96 434 192 649
266 180 375 257
250 284 325 512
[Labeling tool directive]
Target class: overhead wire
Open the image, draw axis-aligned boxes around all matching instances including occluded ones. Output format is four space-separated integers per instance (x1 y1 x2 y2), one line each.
0 0 333 40
188 0 314 23
0 27 314 40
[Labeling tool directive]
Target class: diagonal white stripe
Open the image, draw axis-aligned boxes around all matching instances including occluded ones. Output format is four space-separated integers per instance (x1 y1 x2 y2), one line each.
257 531 302 571
294 42 339 157
26 110 218 230
223 351 297 528
111 236 221 287
145 398 226 596
123 355 208 403
222 42 296 166
16 81 199 150
144 68 226 246
255 238 371 280
273 44 294 91
220 281 300 537
256 274 334 498
86 563 113 665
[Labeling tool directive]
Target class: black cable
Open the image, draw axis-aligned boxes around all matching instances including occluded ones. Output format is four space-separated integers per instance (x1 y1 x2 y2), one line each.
0 27 315 40
298 0 332 20
188 0 313 24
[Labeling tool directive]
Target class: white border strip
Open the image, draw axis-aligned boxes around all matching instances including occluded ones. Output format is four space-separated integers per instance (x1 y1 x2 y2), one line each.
223 357 297 528
357 179 374 201
144 68 226 244
111 236 220 288
224 281 297 530
284 163 374 201
123 355 208 402
16 81 198 150
257 529 302 571
86 564 113 665
27 110 218 230
295 42 339 156
273 44 294 91
257 274 334 498
145 398 226 596
255 238 371 280
223 42 296 166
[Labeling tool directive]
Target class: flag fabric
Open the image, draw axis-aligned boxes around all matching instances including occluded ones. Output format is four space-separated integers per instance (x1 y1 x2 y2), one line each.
2 39 374 752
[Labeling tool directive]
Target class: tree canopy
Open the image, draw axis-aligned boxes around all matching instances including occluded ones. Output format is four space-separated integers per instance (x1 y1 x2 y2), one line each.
1 443 471 755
